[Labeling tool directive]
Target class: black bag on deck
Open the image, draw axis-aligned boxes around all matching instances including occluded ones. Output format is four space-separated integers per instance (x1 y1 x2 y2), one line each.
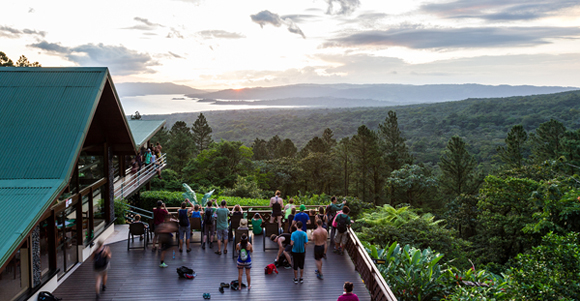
38 291 62 301
177 266 195 279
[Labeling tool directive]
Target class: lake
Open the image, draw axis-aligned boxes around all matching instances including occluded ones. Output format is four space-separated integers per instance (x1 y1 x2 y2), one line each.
120 94 299 115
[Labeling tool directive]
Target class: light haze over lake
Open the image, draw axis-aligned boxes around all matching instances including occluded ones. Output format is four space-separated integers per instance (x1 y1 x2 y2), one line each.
120 94 298 115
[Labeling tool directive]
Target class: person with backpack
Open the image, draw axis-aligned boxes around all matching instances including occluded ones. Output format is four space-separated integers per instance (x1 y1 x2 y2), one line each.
270 190 284 230
270 233 293 269
333 206 352 255
202 200 215 249
236 234 253 291
93 240 111 299
178 199 194 252
327 196 346 246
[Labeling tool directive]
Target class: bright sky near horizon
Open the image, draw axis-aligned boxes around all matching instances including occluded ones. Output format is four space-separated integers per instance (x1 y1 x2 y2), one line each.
2 0 580 89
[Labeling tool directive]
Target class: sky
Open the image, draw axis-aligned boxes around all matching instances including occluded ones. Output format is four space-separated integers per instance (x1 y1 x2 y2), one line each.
2 0 580 90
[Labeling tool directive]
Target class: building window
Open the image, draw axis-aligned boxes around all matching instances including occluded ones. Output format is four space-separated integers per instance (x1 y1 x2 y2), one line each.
0 247 30 300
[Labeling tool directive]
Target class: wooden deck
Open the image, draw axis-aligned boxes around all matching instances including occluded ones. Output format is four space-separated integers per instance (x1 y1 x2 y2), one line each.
53 232 372 301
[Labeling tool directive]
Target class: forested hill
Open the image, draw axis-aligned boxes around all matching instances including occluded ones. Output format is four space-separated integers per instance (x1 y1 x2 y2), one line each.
142 90 580 164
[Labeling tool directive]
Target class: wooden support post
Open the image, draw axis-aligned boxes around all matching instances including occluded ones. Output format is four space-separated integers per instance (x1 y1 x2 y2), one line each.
75 165 83 245
120 155 126 177
103 143 111 224
47 210 57 271
88 187 94 240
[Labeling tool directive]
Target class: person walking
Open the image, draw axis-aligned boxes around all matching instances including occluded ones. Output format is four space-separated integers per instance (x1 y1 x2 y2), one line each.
236 234 253 291
337 282 360 301
312 219 328 279
157 215 178 268
291 221 308 284
93 240 111 299
270 190 284 230
215 200 230 255
333 206 352 255
177 199 194 252
152 200 168 251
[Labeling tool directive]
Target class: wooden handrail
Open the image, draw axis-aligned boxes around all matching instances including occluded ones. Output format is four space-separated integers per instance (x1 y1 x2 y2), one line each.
345 227 397 301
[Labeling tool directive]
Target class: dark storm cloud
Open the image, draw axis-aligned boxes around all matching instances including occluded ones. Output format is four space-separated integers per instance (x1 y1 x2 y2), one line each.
421 0 580 21
29 41 158 75
323 26 580 49
325 0 361 15
198 30 245 39
251 10 306 38
0 25 46 38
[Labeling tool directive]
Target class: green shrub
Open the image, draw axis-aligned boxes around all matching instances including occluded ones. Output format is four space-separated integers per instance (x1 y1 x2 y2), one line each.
140 190 184 210
222 176 263 199
99 198 129 224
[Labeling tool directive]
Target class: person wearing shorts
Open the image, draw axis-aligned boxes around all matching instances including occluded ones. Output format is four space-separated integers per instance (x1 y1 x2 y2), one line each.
334 207 352 255
177 200 194 252
270 233 292 269
156 216 177 268
202 200 215 249
312 219 328 279
270 190 284 230
291 221 308 284
236 234 253 290
215 200 230 255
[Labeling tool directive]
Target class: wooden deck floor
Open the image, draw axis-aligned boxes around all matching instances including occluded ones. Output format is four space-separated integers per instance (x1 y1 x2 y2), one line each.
54 233 371 301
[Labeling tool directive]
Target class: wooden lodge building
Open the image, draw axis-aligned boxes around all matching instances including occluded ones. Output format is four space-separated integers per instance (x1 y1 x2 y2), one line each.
0 68 165 301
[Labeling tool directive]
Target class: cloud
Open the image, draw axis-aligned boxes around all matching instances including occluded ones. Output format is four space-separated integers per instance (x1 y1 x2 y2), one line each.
198 30 245 39
168 51 183 58
167 28 184 39
281 14 319 23
421 0 580 21
250 10 306 39
325 0 361 15
123 17 164 30
0 25 45 38
28 7 35 13
323 26 580 49
29 41 158 75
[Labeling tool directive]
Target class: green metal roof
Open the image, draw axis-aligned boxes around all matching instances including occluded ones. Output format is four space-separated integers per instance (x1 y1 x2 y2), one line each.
127 120 166 149
0 67 133 269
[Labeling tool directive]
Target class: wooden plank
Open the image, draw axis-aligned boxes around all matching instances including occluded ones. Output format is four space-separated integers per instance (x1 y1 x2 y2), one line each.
54 234 372 301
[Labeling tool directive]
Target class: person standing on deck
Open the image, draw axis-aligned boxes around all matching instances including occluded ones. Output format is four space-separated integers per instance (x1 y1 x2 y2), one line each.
270 233 293 269
215 200 230 255
327 196 346 247
291 221 308 284
236 234 253 291
270 190 284 230
177 199 194 252
312 219 328 279
292 204 311 232
202 200 215 249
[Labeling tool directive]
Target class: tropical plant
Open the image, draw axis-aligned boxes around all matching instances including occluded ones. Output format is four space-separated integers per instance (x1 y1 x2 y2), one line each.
365 242 447 300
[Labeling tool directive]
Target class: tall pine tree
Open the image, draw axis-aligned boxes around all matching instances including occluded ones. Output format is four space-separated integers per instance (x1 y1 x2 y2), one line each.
378 110 413 173
251 138 269 160
191 113 213 155
167 121 194 172
497 124 528 169
530 119 567 163
351 125 383 204
438 136 480 197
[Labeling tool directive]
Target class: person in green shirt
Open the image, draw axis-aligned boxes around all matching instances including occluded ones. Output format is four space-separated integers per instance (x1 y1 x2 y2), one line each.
251 213 263 235
328 196 346 246
215 200 230 255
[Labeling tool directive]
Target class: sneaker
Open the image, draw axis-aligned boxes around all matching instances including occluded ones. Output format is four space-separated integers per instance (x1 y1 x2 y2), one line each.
209 242 213 248
202 242 206 249
299 278 304 284
294 278 298 284
284 264 292 269
317 273 324 280
315 269 319 275
159 262 168 268
102 285 106 291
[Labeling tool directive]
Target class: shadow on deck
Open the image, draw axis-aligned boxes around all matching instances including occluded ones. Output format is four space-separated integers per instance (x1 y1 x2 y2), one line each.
53 231 372 301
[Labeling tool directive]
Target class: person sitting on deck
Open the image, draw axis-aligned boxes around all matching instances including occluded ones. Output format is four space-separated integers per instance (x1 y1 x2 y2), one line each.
191 204 202 218
337 281 359 301
131 214 149 241
238 219 250 232
251 213 263 235
232 204 244 216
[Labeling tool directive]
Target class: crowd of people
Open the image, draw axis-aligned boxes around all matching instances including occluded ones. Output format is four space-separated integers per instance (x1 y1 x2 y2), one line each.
130 141 163 180
120 192 358 300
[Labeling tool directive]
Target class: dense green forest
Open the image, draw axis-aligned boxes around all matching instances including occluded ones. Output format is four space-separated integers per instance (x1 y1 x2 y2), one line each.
138 90 580 300
143 90 580 165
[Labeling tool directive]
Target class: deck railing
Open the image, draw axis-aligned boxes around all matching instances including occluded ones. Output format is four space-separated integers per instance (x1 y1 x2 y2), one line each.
345 227 397 301
114 153 167 199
